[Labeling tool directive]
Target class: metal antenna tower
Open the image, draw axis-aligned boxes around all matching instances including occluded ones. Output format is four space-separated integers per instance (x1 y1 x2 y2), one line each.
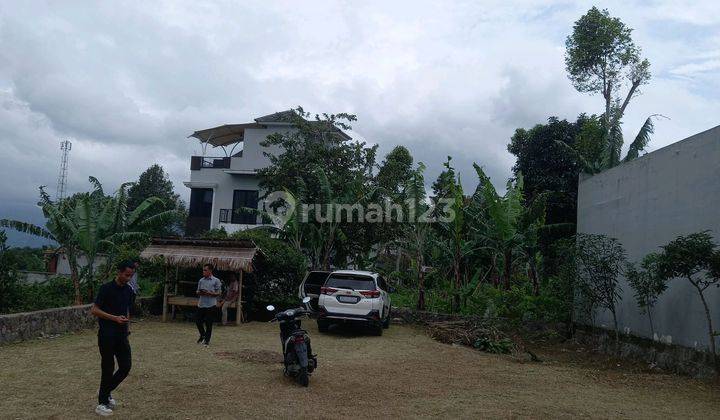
56 140 72 201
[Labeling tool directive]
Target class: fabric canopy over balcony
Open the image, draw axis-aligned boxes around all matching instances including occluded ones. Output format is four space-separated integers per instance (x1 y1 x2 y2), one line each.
188 123 263 147
140 238 261 273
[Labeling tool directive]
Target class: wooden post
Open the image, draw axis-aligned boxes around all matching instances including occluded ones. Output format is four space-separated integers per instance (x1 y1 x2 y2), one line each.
236 270 243 325
172 266 178 319
162 267 169 322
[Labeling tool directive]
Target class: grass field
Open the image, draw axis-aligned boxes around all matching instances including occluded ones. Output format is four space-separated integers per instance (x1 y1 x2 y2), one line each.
1 319 718 419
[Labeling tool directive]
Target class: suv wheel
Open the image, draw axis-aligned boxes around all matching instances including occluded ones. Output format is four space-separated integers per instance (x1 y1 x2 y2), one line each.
317 320 330 333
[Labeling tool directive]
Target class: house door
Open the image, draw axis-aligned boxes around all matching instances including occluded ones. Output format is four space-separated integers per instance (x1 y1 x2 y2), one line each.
186 188 213 235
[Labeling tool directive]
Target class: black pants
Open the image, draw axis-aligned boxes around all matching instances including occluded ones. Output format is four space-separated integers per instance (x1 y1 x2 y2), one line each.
196 307 215 343
98 335 132 405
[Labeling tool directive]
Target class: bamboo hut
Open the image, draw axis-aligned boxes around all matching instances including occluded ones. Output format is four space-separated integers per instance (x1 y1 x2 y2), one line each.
140 237 261 325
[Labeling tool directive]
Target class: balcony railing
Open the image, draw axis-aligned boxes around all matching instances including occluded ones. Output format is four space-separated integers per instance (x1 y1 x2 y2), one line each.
190 156 230 170
219 209 231 223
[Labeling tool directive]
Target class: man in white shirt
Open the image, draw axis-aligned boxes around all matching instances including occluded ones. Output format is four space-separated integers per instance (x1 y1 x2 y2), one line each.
196 263 221 346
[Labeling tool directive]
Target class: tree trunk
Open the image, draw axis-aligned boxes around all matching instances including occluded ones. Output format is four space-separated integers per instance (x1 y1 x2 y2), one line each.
453 243 462 312
67 250 81 305
528 258 539 296
503 249 512 290
647 308 655 340
417 256 425 311
395 247 402 273
86 258 96 302
611 307 620 355
693 282 718 374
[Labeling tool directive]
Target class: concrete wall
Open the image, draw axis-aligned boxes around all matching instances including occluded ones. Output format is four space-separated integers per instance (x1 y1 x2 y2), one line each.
0 298 153 345
0 304 96 344
229 126 287 172
577 124 720 351
54 253 107 276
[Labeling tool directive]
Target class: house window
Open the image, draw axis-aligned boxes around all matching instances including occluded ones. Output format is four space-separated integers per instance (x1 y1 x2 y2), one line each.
231 190 259 224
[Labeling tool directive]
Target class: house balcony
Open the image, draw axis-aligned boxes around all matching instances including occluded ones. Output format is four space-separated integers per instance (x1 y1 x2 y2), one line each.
190 156 231 170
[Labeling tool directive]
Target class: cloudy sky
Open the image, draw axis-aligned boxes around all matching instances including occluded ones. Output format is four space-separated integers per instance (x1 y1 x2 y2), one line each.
1 0 719 246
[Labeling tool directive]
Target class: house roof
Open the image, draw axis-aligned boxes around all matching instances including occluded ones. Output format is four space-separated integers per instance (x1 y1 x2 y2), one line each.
139 237 261 272
254 109 298 124
189 110 352 147
188 123 263 147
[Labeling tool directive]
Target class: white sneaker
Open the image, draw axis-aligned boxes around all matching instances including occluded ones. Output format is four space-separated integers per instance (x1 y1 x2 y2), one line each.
95 404 113 416
108 396 116 409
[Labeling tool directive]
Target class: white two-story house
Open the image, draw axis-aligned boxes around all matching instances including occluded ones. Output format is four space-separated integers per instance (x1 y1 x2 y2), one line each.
184 110 294 235
184 110 351 236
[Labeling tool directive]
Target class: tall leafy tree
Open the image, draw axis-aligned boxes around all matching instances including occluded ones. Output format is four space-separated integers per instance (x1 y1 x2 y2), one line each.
127 164 187 236
376 146 414 198
374 146 415 270
508 116 586 279
258 107 378 269
565 6 651 158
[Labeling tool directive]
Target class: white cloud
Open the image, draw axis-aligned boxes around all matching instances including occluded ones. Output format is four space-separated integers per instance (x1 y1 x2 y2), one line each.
1 0 719 245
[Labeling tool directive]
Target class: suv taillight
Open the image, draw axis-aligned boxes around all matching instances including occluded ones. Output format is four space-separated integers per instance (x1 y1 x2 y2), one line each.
321 287 338 295
359 290 380 298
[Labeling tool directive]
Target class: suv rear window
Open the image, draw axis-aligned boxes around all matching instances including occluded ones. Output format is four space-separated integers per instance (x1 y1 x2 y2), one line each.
325 274 376 291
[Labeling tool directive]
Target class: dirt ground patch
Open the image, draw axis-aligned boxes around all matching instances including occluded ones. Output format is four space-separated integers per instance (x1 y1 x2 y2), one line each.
215 349 283 364
1 319 718 419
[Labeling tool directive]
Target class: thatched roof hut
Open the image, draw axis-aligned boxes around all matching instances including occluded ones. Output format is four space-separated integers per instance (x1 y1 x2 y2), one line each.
140 238 262 325
140 237 261 272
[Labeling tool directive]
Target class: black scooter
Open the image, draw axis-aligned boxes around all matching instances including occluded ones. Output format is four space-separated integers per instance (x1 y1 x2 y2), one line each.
266 297 318 387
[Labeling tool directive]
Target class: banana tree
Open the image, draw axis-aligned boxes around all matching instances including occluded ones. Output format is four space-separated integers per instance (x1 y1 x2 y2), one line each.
473 165 525 290
557 114 666 174
393 163 432 310
1 178 176 304
432 164 483 312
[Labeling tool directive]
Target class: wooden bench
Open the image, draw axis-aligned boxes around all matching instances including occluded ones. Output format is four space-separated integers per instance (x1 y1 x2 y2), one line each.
166 295 245 322
167 295 242 308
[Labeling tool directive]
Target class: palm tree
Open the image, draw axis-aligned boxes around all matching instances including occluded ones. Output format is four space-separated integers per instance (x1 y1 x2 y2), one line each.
1 178 176 304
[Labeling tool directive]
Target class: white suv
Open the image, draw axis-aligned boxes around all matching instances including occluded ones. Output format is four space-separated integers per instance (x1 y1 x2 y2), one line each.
299 270 392 336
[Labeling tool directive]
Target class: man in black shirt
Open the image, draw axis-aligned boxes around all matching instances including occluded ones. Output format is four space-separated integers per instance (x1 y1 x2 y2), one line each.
90 260 135 417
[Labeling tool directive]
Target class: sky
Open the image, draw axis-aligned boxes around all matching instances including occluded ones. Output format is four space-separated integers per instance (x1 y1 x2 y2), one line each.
1 0 719 246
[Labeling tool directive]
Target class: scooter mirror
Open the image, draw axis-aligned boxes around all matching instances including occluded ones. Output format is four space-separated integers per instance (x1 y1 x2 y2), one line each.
302 297 311 304
266 305 275 311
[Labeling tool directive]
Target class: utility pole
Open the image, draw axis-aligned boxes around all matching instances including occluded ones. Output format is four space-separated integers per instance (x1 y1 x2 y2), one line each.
56 140 72 201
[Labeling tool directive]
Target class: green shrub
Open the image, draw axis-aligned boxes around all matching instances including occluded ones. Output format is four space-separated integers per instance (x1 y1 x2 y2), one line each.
391 282 568 324
230 229 306 308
